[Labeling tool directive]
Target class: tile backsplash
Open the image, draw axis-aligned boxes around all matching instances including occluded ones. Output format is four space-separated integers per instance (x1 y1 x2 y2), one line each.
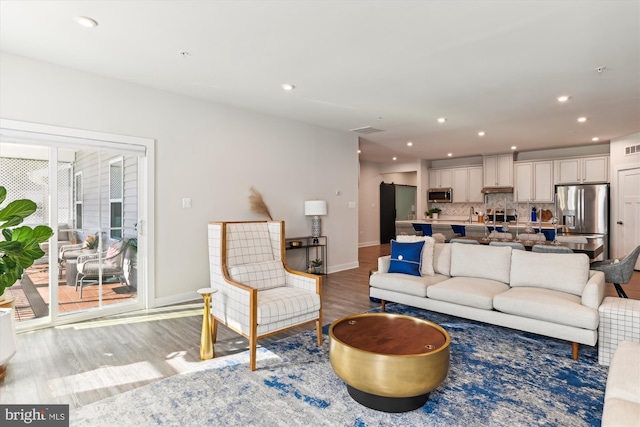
427 193 555 219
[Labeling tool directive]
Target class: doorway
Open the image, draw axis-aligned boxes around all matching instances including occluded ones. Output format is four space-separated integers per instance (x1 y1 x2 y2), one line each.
379 182 417 244
0 119 154 330
617 167 640 270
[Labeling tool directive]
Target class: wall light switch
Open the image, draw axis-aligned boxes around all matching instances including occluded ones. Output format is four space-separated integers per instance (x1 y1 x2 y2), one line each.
182 198 192 208
349 202 357 208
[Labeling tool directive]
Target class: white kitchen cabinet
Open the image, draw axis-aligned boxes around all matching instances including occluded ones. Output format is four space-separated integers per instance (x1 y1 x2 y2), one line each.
483 154 513 187
554 156 609 184
515 161 553 202
429 168 452 188
451 166 484 203
467 166 484 203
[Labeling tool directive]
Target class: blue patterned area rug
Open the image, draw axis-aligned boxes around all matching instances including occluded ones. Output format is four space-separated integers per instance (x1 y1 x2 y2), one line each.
71 304 608 427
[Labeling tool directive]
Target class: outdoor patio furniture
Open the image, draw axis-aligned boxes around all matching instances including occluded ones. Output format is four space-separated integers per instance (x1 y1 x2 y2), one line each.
75 239 128 298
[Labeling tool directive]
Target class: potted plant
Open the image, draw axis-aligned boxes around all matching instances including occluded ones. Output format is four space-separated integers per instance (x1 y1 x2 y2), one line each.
428 207 442 220
307 259 323 274
0 186 54 301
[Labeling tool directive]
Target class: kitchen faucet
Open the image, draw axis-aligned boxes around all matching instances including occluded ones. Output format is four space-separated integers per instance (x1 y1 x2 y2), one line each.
469 206 474 223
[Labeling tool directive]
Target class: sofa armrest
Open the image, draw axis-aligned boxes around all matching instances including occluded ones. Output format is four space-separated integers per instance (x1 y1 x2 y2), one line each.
582 270 605 309
378 255 391 274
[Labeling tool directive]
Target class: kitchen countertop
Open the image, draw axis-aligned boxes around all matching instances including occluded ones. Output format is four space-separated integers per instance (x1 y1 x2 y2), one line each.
397 219 559 229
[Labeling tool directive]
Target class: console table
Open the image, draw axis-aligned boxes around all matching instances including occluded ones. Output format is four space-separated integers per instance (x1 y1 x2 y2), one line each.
285 236 327 275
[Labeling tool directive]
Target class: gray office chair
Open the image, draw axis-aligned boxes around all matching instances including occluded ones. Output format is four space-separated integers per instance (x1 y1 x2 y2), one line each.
449 238 479 245
531 244 573 254
591 245 640 298
490 241 526 251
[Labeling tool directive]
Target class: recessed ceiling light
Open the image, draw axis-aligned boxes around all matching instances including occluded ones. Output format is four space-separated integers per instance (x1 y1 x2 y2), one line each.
179 51 190 57
392 157 397 161
281 83 295 91
407 142 413 147
511 146 517 150
437 118 446 123
577 117 587 123
447 153 452 157
592 137 599 142
557 95 570 102
478 131 486 136
74 16 98 28
357 149 361 154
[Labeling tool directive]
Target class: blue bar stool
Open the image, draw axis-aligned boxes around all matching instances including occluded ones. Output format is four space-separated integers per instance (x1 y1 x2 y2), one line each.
451 224 466 237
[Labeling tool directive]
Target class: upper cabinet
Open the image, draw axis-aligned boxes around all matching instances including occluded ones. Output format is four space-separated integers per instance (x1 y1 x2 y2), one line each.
483 154 513 187
514 160 553 202
429 168 452 188
451 166 484 203
554 156 609 184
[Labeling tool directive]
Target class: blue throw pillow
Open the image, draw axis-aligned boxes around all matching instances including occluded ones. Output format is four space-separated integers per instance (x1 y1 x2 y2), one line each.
388 240 424 276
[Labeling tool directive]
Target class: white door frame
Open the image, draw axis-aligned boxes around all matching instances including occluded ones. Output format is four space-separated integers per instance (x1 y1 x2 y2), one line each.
0 118 155 330
612 163 640 265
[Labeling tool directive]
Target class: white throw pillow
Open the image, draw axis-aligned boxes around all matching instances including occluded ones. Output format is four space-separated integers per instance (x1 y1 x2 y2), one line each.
433 243 451 277
396 235 436 276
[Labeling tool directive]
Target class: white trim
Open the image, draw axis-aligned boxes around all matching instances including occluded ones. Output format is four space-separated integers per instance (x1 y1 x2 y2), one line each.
154 291 201 308
327 261 359 274
359 240 381 248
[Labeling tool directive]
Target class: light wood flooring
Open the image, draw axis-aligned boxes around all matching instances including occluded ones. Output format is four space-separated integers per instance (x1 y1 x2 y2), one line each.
0 244 637 409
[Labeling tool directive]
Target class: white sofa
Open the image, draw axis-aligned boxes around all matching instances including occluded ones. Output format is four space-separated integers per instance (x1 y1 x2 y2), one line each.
370 241 606 359
602 341 640 426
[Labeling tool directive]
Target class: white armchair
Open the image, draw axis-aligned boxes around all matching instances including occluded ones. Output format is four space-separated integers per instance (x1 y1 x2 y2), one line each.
208 221 322 371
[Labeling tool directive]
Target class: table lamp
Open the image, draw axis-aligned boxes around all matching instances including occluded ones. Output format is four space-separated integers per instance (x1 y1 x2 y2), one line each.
305 200 327 243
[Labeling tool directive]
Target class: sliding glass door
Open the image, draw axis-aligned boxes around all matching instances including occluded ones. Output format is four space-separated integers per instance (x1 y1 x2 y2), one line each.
0 120 152 330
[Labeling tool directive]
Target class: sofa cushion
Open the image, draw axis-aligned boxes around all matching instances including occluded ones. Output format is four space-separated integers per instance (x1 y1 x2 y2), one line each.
493 287 599 329
427 277 510 310
433 243 451 276
509 250 590 296
228 260 285 290
450 244 512 284
370 272 449 297
602 341 640 427
388 240 424 276
396 235 435 276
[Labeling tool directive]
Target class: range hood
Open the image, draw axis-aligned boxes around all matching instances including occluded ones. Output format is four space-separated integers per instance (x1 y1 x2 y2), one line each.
481 186 514 194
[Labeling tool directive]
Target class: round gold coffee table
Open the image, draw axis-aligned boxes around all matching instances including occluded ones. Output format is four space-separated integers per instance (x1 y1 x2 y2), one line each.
329 312 450 412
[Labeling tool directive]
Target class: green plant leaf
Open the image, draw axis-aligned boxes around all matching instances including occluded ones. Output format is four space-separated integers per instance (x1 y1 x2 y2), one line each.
32 225 54 243
2 229 11 241
0 187 6 205
10 226 33 242
0 240 23 255
0 199 36 221
0 215 24 229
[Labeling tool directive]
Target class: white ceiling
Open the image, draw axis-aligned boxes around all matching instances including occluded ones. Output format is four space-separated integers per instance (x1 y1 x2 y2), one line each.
1 1 638 163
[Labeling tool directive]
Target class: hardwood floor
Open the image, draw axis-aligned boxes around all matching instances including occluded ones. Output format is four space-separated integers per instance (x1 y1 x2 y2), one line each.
0 243 637 409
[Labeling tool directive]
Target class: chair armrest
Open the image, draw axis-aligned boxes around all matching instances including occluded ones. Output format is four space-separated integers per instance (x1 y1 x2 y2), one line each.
582 270 605 309
378 255 391 274
77 253 100 264
60 243 84 258
284 269 321 294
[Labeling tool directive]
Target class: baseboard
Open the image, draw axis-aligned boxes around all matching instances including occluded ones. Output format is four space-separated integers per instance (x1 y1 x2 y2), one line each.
154 291 200 308
359 241 380 248
327 261 359 274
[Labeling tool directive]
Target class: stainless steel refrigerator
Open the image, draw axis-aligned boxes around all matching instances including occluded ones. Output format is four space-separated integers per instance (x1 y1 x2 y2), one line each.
556 183 609 260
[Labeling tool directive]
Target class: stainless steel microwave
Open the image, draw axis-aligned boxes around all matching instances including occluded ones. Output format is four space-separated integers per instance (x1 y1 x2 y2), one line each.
427 188 453 203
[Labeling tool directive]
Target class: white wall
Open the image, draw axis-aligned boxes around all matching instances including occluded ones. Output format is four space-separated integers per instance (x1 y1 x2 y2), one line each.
358 160 381 246
0 53 359 304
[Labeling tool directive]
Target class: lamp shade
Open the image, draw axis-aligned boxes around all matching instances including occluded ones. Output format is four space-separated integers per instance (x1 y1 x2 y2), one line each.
305 200 327 216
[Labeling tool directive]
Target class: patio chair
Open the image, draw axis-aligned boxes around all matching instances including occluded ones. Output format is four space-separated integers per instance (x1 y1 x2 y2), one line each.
531 244 573 254
75 239 128 298
208 221 322 371
591 245 640 298
489 241 526 251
